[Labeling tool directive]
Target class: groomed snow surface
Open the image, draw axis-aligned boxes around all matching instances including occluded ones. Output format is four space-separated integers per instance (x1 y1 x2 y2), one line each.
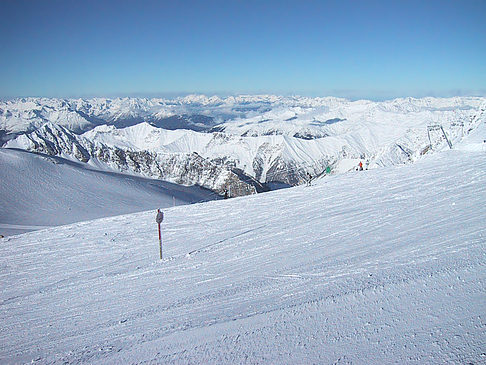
1 149 485 364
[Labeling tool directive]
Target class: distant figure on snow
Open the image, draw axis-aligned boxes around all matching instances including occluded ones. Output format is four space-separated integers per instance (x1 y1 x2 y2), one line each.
224 190 229 199
358 161 363 171
306 173 312 186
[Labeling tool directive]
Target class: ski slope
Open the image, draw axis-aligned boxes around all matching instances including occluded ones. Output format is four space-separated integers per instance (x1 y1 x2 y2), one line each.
1 148 485 364
0 148 218 236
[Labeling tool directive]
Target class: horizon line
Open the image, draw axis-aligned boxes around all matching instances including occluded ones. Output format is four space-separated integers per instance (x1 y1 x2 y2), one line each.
2 90 486 103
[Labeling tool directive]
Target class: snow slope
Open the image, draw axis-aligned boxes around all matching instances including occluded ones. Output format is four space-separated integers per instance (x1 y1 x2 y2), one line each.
456 119 486 152
0 148 218 236
1 147 485 364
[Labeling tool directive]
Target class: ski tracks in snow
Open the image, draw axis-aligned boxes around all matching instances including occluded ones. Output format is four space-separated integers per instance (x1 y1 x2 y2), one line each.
64 241 485 365
1 151 486 364
186 225 267 257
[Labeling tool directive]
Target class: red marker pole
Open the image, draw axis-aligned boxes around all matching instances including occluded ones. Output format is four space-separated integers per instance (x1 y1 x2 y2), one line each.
155 209 164 260
158 223 162 259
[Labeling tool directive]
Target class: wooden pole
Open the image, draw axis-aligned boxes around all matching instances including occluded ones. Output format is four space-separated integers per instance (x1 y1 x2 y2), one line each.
158 223 162 259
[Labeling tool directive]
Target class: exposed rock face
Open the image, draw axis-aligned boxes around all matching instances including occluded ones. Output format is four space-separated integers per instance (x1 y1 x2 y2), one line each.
12 123 91 162
8 123 259 197
3 96 485 193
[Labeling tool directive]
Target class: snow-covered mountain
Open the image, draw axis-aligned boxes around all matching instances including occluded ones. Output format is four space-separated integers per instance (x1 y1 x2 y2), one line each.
0 95 281 137
0 148 218 236
5 123 262 196
1 136 485 363
2 95 484 138
3 95 486 195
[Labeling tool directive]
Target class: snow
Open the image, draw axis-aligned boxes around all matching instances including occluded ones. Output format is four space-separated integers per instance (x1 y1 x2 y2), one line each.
2 95 484 141
455 121 486 152
3 96 485 189
1 148 485 364
0 148 218 236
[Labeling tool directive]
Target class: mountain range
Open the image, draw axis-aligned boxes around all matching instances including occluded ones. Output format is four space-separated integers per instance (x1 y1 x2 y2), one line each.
2 95 485 196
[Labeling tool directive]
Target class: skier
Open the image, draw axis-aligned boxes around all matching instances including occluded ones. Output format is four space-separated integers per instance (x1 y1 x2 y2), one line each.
306 173 312 186
224 190 229 199
358 161 363 171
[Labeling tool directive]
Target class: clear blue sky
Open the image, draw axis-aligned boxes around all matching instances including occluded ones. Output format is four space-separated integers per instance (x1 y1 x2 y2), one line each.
1 0 485 100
